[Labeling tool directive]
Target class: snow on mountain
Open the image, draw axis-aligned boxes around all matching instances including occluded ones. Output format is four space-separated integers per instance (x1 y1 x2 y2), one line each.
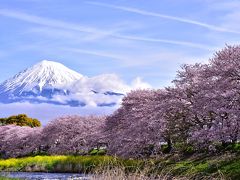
0 60 151 107
0 60 82 92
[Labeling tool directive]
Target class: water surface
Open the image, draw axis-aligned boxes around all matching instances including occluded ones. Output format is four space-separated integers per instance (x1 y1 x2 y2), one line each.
0 172 91 180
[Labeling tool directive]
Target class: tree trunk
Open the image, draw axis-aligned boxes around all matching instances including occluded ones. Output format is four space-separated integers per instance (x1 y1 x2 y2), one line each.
166 138 172 153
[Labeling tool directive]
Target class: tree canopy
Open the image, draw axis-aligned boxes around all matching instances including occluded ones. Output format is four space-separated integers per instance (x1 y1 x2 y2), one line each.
0 114 41 127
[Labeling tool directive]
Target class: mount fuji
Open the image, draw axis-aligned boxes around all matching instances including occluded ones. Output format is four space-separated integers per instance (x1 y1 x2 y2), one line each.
0 60 149 107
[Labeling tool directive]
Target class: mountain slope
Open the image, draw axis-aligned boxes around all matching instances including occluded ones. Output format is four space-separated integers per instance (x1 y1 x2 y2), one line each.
0 60 83 92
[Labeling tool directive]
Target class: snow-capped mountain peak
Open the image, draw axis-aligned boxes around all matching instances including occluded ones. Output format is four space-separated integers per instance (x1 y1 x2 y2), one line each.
1 60 83 93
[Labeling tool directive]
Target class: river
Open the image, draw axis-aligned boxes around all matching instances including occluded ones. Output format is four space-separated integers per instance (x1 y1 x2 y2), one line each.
0 172 91 180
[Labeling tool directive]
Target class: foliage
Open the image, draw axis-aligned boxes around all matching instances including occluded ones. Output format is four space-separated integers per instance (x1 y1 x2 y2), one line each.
221 143 240 152
161 144 171 154
0 114 41 127
183 146 195 155
89 149 107 156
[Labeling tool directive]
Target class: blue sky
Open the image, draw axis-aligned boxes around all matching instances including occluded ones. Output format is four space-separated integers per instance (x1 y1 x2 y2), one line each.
0 0 240 88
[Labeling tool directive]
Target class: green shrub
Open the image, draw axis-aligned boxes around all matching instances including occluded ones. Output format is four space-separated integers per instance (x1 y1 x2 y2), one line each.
174 143 195 154
0 114 41 127
183 145 195 155
233 143 240 152
161 144 170 154
174 142 185 151
213 142 223 152
141 144 155 156
89 149 98 155
225 143 240 152
97 149 107 155
89 149 107 156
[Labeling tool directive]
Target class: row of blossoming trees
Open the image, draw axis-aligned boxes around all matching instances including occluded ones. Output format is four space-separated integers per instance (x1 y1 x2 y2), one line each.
1 45 240 158
103 45 240 157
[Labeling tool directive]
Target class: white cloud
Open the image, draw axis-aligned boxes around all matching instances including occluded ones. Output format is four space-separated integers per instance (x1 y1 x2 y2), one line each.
114 35 211 50
131 77 152 90
47 73 151 106
193 1 240 34
62 47 215 68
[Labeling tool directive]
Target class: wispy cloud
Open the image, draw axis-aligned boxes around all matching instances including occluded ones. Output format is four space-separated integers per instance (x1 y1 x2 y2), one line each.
61 47 211 68
86 1 240 34
62 47 125 61
113 35 212 50
29 26 212 50
0 9 211 49
217 2 240 32
0 9 111 35
60 47 149 67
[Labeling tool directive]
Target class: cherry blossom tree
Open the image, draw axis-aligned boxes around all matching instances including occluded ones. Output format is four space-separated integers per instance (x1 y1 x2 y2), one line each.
41 115 106 155
173 45 240 149
0 116 106 157
103 90 167 157
0 125 42 158
105 45 240 155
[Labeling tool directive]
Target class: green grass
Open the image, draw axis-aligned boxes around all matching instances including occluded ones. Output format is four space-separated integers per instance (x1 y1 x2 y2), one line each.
150 153 240 179
0 155 142 173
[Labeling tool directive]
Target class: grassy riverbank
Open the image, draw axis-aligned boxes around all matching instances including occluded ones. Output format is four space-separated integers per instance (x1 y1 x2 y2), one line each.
0 155 142 174
0 154 240 179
